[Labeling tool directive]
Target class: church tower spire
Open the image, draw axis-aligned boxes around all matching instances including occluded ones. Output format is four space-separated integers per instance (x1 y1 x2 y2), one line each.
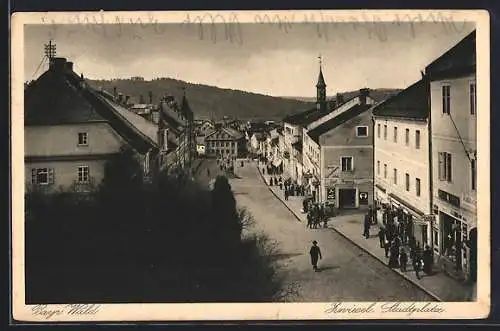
316 55 327 111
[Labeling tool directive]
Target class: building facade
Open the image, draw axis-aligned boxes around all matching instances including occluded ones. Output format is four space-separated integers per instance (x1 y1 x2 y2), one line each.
427 31 477 279
205 127 246 159
373 79 433 249
25 57 169 193
307 104 374 209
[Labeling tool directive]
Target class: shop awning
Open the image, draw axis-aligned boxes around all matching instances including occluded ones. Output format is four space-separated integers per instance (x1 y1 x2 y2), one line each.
388 193 425 217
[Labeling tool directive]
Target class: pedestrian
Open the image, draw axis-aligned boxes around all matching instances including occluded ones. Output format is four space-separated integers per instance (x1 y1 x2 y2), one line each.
412 248 422 280
309 240 322 272
284 189 289 201
207 168 210 177
422 245 433 275
279 181 283 190
399 247 408 272
363 213 371 239
378 228 386 248
307 212 312 229
388 241 400 268
384 239 391 258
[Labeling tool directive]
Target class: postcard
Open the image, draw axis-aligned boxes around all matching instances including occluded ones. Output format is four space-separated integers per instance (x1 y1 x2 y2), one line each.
11 9 490 321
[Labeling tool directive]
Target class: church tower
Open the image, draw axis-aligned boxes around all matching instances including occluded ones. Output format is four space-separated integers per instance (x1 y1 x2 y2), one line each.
316 55 327 112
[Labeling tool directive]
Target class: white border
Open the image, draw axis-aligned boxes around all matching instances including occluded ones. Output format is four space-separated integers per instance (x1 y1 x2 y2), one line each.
11 10 490 321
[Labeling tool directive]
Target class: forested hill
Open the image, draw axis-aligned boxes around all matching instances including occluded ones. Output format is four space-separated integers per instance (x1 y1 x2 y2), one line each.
86 78 314 121
86 77 401 121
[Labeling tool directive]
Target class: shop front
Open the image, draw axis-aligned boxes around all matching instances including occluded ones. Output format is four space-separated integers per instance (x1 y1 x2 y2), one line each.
439 210 469 278
388 193 429 248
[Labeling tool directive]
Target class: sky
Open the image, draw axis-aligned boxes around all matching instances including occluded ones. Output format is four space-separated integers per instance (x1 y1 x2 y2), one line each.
24 21 475 97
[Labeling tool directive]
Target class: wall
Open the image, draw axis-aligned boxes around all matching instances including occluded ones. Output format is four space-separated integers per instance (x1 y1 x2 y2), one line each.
25 122 124 157
431 75 477 216
25 159 107 192
319 110 373 206
374 117 431 215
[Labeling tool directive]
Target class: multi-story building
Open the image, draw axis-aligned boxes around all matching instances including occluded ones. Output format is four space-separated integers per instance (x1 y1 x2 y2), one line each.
373 78 433 248
205 127 246 159
427 31 476 278
25 57 173 193
306 95 374 209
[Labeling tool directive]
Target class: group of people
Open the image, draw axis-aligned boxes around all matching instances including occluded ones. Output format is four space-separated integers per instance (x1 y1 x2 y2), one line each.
367 204 434 279
306 202 328 229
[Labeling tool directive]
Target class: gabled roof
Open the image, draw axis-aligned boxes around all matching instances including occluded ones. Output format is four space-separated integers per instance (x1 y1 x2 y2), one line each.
372 79 429 120
283 107 324 126
205 127 244 140
307 104 372 143
25 59 158 154
425 30 475 80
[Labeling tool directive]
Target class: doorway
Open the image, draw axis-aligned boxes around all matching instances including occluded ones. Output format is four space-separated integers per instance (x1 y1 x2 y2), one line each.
338 189 356 209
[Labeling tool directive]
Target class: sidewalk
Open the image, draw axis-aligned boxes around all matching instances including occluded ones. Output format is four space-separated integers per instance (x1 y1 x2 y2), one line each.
258 169 473 302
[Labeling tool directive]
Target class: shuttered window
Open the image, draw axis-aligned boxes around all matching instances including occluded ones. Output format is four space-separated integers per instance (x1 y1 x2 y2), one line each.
31 168 54 185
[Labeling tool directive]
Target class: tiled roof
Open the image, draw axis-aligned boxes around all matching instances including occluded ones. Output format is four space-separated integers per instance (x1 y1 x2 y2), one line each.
425 30 475 79
25 70 105 125
25 61 158 154
283 107 325 126
307 104 372 143
372 79 428 120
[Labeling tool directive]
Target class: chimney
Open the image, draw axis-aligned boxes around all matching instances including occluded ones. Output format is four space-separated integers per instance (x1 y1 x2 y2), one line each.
329 99 337 110
65 61 74 72
113 87 117 99
118 93 123 103
359 88 370 105
336 93 344 105
125 95 130 105
49 57 67 72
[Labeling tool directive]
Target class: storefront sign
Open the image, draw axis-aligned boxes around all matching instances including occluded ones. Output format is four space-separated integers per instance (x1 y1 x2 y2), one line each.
438 189 460 208
359 192 368 205
327 187 335 200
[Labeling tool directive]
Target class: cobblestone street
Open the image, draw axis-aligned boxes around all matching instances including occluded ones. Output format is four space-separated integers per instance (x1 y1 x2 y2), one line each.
226 160 436 302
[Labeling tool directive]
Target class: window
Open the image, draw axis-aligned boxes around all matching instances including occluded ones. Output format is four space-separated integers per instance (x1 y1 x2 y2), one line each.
31 168 54 185
144 152 150 175
356 126 368 137
442 84 451 114
393 168 398 185
377 124 381 138
405 128 410 146
415 130 421 149
393 127 398 143
416 178 421 197
471 159 476 191
341 156 353 172
377 160 380 175
384 164 387 179
470 82 476 115
383 125 387 140
78 132 88 146
405 173 410 191
77 166 90 183
438 152 452 182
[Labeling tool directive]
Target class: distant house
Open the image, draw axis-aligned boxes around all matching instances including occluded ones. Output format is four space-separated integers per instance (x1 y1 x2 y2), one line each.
250 132 266 152
205 127 246 159
196 136 206 156
129 103 156 116
25 57 171 193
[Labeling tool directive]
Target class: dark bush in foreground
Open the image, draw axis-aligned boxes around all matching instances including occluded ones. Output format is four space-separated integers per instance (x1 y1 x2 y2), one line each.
25 147 283 303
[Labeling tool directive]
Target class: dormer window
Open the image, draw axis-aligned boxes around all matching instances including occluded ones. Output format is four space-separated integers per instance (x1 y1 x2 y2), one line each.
78 132 88 146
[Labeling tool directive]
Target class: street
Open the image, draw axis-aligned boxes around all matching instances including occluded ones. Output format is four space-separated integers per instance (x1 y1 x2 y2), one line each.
194 158 435 301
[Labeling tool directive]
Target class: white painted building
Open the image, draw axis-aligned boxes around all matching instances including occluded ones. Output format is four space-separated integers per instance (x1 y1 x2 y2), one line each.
427 31 477 279
373 79 433 249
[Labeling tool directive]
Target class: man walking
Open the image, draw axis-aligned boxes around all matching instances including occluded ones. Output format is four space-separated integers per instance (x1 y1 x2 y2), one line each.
309 240 322 272
363 213 371 239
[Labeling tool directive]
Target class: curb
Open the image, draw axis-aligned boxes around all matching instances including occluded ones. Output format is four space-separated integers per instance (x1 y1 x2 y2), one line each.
327 227 443 302
256 165 443 302
256 167 303 224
